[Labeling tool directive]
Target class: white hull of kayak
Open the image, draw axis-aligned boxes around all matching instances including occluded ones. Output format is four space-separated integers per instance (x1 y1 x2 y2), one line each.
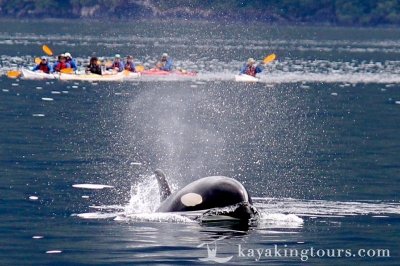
22 68 57 80
235 74 260 82
59 71 140 81
59 72 125 81
124 72 141 80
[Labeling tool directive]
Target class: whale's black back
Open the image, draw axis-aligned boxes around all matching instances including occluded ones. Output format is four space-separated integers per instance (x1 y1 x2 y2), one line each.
156 176 252 212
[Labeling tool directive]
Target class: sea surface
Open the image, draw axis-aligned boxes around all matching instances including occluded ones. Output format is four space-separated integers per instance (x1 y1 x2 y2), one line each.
0 19 400 265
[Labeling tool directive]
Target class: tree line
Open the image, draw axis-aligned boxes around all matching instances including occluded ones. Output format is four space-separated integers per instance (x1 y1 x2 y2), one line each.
1 0 400 26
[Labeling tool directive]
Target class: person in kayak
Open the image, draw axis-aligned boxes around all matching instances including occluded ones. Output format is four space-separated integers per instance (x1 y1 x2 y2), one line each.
52 54 71 73
155 53 173 71
240 58 264 77
86 57 102 75
65 52 78 71
32 56 52 73
124 55 136 72
107 54 124 72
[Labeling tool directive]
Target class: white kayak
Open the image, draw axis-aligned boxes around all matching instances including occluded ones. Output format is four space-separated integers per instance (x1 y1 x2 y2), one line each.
22 68 57 80
59 71 140 81
234 74 260 82
123 72 141 80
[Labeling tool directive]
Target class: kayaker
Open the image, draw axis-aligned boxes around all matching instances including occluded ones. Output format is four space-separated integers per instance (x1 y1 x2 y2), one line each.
107 54 124 72
52 54 71 73
86 57 102 75
156 53 173 71
124 55 136 72
65 52 78 71
240 58 263 77
32 56 52 74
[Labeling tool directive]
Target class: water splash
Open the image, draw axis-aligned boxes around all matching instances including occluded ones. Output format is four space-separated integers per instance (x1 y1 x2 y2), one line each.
124 175 161 214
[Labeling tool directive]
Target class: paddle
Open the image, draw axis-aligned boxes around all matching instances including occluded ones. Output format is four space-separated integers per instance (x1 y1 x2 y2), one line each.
135 65 145 72
60 68 74 74
7 70 21 79
263 53 276 64
42 45 53 56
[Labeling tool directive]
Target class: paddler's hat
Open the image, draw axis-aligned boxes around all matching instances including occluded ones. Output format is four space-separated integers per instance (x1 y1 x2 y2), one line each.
247 58 256 64
115 54 121 58
65 52 72 58
41 56 47 60
162 53 168 58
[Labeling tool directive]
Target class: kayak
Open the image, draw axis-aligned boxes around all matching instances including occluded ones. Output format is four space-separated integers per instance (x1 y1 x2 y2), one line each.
141 69 197 77
234 74 260 82
59 72 128 81
22 68 57 79
59 72 124 81
21 68 140 81
124 72 141 80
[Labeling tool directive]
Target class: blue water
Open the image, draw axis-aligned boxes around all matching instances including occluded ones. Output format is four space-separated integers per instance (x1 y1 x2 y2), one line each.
1 20 400 265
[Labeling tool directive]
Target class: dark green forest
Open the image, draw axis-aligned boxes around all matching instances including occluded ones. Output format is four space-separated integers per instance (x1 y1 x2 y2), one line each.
1 0 400 26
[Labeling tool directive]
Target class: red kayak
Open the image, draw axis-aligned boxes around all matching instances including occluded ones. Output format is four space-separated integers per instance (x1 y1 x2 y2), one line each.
141 69 197 77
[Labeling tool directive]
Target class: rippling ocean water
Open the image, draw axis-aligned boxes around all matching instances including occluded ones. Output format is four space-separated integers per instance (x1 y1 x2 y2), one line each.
0 20 399 265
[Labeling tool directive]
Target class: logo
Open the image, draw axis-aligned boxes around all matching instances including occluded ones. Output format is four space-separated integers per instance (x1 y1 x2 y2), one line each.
197 236 233 263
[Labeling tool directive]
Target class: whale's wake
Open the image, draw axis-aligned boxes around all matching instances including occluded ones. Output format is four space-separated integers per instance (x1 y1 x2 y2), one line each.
72 175 400 230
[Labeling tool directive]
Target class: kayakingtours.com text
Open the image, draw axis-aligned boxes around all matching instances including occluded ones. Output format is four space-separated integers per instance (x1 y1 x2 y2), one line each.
237 244 390 262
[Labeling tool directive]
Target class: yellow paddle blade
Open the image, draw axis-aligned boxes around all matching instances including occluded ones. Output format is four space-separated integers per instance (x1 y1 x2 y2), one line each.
42 45 53 56
35 57 41 64
60 68 74 74
263 53 276 64
135 65 145 72
7 70 21 79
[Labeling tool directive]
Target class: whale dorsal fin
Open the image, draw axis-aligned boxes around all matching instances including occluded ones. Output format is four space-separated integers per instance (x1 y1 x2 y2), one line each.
154 169 171 201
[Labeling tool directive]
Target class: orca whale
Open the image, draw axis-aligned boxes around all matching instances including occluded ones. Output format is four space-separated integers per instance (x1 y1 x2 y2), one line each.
154 169 258 221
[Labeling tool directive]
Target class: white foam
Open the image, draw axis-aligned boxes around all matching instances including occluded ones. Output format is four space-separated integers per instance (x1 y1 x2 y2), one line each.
72 184 114 189
29 196 39 200
41 97 54 101
253 197 400 217
115 213 195 224
124 176 161 214
395 101 400 105
331 92 338 96
51 91 61 94
130 162 143 166
81 195 89 199
32 236 44 239
2 89 9 92
259 213 304 228
73 212 119 219
46 250 62 254
32 114 45 117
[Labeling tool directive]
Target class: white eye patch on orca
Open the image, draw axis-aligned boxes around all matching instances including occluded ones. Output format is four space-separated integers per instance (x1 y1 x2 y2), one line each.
180 193 203 207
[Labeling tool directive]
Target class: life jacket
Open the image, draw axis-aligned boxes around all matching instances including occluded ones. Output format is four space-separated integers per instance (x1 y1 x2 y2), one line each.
125 62 135 72
39 63 50 73
245 65 257 77
87 63 101 75
55 62 69 72
112 62 121 69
